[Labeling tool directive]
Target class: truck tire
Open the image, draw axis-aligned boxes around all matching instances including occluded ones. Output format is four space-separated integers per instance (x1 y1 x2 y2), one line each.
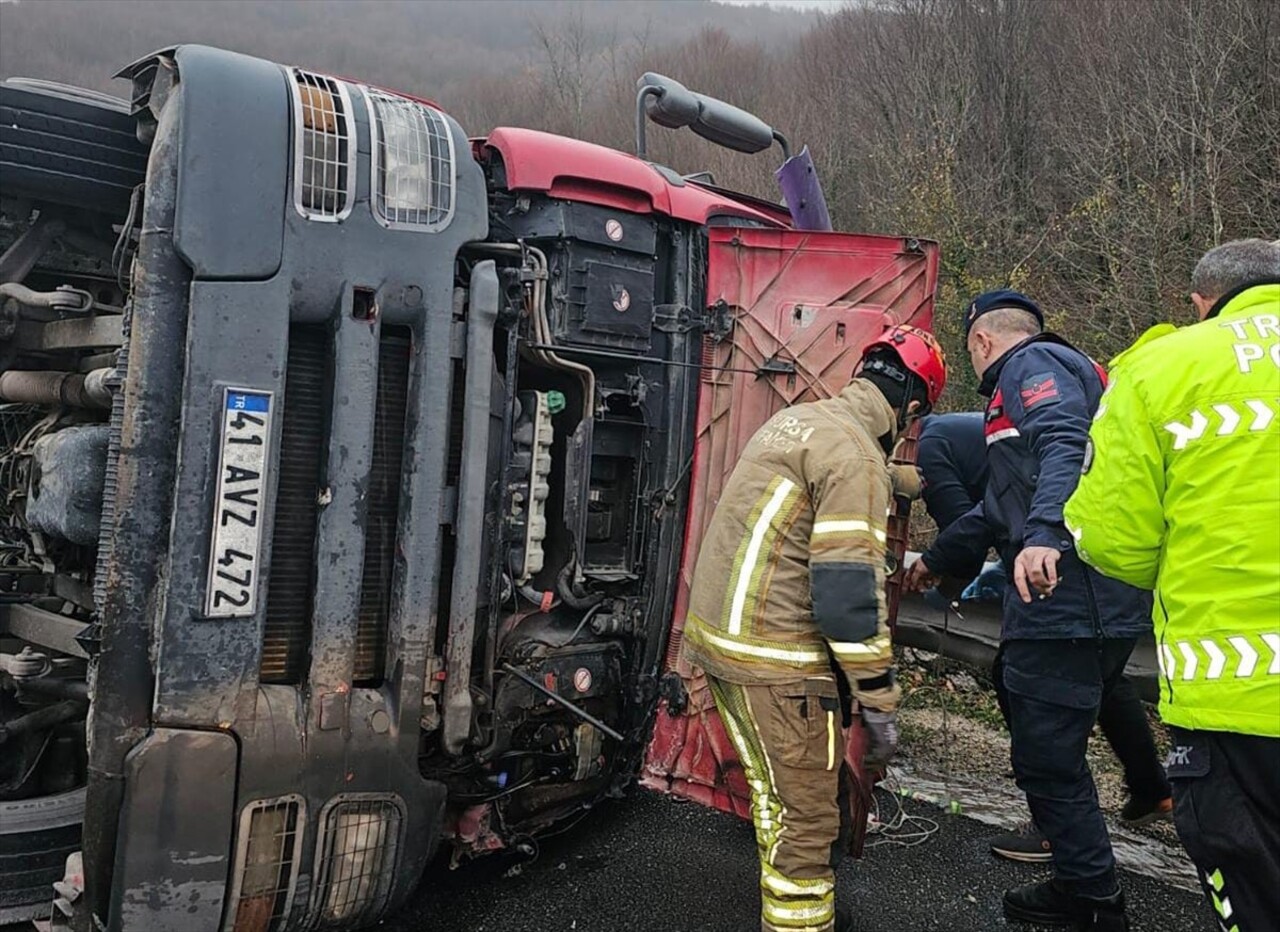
0 78 148 216
0 788 83 925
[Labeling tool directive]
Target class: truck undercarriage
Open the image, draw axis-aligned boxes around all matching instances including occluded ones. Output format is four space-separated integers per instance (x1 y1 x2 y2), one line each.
0 46 937 931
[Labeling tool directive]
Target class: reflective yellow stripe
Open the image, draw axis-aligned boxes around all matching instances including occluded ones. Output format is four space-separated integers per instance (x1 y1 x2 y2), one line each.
828 636 893 660
761 864 834 897
812 518 887 543
743 688 787 866
687 614 829 665
762 900 835 924
826 710 836 771
729 478 797 635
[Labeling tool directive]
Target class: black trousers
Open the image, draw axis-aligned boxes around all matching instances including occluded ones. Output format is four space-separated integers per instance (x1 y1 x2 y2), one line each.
1167 727 1280 932
994 645 1171 804
1001 638 1137 895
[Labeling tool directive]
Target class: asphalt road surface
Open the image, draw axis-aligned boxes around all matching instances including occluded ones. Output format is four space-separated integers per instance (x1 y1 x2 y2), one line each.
380 789 1214 932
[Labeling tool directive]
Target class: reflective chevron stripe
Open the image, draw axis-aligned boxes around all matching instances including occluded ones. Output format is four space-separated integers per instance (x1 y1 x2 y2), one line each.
1166 399 1277 449
1160 634 1280 680
1212 403 1239 435
1227 637 1257 677
1247 398 1275 430
1166 410 1209 449
1265 633 1280 674
1207 867 1239 931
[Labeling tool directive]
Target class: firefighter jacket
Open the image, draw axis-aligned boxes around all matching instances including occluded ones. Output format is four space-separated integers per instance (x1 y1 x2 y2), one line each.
922 334 1151 641
1065 281 1280 738
682 379 900 711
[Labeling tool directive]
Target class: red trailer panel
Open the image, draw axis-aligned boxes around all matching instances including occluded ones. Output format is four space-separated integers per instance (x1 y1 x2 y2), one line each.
643 227 939 839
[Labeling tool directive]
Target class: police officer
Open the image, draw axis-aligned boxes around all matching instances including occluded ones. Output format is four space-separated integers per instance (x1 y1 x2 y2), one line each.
683 325 947 932
906 291 1149 931
1066 239 1280 932
915 411 1171 866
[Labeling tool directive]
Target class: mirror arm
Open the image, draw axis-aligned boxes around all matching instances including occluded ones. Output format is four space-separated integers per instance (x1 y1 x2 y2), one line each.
636 85 662 159
772 129 792 161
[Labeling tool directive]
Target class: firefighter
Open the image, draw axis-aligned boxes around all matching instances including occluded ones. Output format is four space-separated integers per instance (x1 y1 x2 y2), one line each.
1065 238 1280 932
915 411 1171 867
683 325 947 932
905 291 1150 932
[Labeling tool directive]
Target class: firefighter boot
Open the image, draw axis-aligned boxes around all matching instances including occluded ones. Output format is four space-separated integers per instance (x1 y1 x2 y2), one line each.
834 904 855 932
1003 879 1129 930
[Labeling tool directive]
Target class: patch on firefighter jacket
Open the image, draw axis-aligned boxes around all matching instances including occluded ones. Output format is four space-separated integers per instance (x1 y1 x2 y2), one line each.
1082 439 1094 475
1019 372 1060 410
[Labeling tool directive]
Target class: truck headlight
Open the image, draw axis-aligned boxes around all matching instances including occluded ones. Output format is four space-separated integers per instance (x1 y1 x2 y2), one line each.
289 69 355 222
227 796 304 932
310 795 404 928
365 88 455 231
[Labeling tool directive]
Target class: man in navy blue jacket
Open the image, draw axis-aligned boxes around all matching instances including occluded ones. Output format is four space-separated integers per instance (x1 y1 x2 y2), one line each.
907 292 1152 932
916 411 1171 864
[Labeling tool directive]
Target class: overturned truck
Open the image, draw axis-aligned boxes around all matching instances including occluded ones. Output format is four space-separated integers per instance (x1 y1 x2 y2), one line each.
0 47 938 931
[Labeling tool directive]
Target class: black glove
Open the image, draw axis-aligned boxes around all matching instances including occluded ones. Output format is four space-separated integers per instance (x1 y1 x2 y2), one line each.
862 708 899 768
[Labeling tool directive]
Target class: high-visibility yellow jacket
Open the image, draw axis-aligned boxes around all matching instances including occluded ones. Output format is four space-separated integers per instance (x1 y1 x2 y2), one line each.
1065 281 1280 737
683 379 900 711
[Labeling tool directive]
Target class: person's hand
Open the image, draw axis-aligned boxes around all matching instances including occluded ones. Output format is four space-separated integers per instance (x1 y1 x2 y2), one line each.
1013 546 1062 603
905 556 941 593
862 708 899 768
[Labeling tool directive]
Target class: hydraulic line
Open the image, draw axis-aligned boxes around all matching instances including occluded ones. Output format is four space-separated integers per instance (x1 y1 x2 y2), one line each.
0 699 87 744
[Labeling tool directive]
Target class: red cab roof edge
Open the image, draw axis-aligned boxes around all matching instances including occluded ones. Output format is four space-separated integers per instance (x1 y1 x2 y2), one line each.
479 127 789 228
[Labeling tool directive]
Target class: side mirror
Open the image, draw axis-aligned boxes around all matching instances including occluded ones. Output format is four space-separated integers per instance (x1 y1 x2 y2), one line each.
636 72 787 159
638 72 699 130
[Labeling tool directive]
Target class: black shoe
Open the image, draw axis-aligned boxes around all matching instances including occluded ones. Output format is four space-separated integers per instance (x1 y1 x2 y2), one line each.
1075 890 1130 931
989 821 1052 863
1119 795 1173 827
1003 879 1129 930
834 904 856 932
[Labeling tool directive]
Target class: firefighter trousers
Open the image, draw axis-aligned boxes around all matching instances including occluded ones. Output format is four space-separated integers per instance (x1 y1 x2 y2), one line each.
708 674 844 932
1167 727 1280 932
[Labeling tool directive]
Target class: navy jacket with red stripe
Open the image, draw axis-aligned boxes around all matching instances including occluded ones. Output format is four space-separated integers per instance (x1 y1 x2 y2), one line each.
922 334 1151 641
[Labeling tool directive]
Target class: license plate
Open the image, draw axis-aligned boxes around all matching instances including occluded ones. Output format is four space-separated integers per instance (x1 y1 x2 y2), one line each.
205 389 273 618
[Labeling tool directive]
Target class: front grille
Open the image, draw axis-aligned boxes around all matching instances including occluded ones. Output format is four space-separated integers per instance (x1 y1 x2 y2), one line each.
353 328 411 684
308 796 403 930
225 796 305 932
260 326 328 684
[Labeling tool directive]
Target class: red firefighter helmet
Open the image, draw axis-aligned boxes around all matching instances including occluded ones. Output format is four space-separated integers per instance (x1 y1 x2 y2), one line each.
860 324 948 406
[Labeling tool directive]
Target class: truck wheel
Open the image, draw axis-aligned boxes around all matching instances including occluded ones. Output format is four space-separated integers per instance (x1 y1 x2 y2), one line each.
0 788 83 925
0 79 148 216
